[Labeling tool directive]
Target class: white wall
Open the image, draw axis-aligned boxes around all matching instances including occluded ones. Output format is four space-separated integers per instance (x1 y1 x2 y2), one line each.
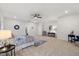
1 14 79 40
0 18 43 36
26 22 43 36
3 19 27 36
57 15 79 40
43 14 79 40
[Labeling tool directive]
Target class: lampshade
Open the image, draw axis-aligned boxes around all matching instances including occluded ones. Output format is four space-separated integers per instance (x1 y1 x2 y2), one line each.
0 30 12 40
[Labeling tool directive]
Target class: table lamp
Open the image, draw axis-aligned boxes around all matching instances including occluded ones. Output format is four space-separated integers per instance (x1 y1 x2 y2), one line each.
0 30 12 46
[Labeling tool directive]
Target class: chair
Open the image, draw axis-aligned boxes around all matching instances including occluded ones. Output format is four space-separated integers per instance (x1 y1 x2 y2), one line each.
68 34 75 42
73 36 79 43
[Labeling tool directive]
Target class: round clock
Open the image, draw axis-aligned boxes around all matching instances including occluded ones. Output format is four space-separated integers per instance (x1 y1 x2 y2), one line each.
14 25 20 30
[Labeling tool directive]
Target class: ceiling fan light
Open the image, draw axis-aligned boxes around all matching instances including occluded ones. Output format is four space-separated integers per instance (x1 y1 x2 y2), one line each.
65 10 68 14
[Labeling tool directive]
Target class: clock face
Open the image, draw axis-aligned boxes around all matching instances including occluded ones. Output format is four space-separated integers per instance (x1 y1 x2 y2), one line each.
14 25 20 30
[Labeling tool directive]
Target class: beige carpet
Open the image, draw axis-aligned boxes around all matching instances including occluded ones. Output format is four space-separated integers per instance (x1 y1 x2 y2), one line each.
16 36 79 56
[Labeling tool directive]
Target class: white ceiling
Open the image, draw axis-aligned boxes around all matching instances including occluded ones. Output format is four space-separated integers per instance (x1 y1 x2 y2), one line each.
0 3 79 22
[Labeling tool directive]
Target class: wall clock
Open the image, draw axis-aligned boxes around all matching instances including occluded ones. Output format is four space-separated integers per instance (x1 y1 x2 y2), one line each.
14 25 20 30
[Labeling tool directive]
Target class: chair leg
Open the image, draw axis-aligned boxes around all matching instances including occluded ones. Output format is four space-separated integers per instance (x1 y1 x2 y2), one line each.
70 37 72 43
68 39 69 42
68 37 69 42
74 42 77 46
73 40 77 46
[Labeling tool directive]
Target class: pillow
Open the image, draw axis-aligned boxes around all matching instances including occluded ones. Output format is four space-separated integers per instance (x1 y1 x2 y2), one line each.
14 35 27 46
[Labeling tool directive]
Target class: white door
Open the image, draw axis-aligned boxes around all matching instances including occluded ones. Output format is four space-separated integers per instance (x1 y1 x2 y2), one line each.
27 22 42 36
27 23 36 36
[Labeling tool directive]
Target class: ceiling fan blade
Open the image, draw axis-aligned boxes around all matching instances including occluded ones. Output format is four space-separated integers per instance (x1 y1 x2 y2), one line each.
37 16 42 18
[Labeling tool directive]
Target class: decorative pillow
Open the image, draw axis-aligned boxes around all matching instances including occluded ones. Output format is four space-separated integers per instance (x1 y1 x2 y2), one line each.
14 35 27 46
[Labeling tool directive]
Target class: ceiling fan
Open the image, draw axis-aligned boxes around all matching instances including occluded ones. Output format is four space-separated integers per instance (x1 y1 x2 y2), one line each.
32 13 42 18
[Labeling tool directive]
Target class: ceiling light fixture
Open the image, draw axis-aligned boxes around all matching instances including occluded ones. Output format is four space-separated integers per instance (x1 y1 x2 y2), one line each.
32 13 42 18
65 10 68 14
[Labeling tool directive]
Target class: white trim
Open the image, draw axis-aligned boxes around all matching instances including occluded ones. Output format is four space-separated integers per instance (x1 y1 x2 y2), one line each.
0 16 4 30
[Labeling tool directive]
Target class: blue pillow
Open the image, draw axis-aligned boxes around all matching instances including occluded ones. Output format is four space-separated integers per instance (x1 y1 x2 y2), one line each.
15 35 27 46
